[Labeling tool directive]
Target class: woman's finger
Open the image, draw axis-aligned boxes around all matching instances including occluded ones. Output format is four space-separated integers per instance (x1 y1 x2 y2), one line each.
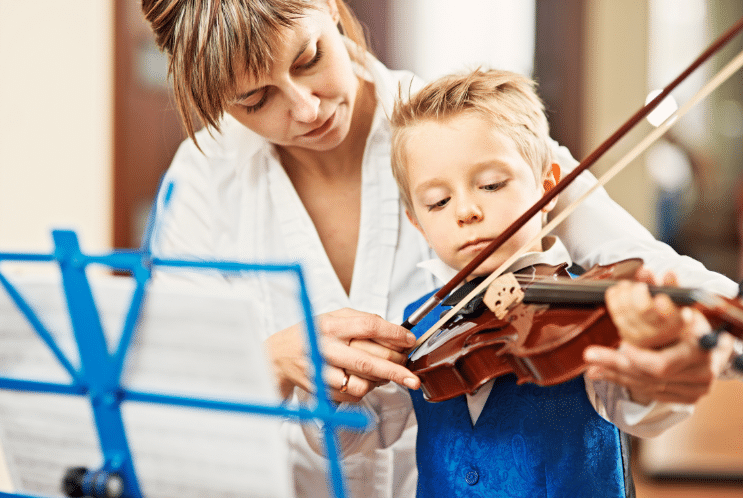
325 339 406 383
320 336 420 389
349 338 407 365
267 308 421 401
317 308 416 351
322 367 386 403
314 309 420 389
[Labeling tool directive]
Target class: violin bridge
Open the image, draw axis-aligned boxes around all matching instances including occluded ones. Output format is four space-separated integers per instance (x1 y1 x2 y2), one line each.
483 273 525 319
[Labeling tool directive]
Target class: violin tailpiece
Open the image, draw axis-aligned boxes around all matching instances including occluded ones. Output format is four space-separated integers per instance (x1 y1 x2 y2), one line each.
484 273 524 319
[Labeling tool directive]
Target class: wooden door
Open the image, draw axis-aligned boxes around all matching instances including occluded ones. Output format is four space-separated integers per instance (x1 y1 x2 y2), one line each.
113 0 186 249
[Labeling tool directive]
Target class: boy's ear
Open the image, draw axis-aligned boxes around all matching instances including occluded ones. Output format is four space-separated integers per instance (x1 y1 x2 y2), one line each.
541 163 561 213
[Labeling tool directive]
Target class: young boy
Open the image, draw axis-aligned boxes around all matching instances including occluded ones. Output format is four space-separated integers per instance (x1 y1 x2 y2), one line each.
389 68 704 497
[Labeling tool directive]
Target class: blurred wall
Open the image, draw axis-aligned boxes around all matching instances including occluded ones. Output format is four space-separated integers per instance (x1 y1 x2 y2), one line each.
583 0 656 231
0 1 113 253
384 0 536 82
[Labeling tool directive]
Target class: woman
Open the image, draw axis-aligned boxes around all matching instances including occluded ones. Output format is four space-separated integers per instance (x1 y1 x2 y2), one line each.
141 1 738 497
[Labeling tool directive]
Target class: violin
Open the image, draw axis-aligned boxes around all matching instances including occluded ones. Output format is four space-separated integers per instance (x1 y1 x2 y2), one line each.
402 15 743 403
407 259 743 402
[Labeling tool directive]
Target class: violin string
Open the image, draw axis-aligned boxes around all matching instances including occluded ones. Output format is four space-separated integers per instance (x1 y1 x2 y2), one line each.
493 274 692 298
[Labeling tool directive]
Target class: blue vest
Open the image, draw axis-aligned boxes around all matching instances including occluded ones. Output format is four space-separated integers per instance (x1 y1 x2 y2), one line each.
405 289 628 497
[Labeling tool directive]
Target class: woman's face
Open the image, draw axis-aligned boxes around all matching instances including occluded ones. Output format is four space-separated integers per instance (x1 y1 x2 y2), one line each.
225 1 361 152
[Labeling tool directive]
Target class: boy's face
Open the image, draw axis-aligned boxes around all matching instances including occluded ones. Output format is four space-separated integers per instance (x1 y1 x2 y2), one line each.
405 113 557 278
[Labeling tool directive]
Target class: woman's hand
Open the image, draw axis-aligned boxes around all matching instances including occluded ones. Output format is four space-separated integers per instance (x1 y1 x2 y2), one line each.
265 308 420 401
585 268 715 405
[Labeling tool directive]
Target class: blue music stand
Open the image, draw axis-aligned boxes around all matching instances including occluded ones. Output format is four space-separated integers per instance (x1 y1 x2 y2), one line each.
0 229 368 498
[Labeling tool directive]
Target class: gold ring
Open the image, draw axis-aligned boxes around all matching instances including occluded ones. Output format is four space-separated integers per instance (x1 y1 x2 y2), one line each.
340 372 350 393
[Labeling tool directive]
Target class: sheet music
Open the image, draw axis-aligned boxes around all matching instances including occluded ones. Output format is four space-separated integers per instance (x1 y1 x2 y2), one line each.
0 270 293 498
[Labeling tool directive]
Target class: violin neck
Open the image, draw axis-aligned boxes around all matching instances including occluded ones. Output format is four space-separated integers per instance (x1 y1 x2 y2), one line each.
521 281 698 306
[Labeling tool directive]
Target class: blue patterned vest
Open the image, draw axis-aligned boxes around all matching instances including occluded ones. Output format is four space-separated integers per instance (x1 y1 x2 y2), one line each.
405 289 629 497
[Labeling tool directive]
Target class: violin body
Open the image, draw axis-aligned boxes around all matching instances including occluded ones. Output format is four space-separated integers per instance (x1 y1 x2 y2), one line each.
407 259 644 402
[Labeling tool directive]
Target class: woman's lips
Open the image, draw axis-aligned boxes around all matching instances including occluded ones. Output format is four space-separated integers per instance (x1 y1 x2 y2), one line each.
302 111 336 138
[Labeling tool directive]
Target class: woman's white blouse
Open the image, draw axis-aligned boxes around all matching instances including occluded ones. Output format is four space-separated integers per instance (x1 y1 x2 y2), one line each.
150 53 737 498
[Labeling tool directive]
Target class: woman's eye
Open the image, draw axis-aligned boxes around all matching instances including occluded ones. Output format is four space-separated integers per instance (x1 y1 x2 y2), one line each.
298 44 323 70
427 198 450 211
242 91 268 114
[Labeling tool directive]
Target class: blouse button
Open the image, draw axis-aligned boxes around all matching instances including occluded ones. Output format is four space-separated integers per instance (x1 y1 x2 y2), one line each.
464 469 479 485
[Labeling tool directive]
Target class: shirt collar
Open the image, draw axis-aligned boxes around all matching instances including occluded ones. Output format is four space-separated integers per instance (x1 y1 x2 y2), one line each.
416 235 573 283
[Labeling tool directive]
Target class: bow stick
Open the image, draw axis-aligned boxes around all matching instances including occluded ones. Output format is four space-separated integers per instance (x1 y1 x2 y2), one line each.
404 14 743 352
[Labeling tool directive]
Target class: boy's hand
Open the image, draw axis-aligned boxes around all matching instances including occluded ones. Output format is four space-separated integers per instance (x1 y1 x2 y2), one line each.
584 268 715 405
604 279 682 349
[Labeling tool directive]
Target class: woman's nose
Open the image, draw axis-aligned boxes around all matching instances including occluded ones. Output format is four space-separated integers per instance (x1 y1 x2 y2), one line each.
287 82 320 123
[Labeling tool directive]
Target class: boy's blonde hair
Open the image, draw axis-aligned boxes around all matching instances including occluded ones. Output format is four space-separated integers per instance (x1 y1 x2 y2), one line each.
141 0 367 143
390 68 553 213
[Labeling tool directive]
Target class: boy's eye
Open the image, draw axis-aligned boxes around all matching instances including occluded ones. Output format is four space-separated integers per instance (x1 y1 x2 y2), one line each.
481 181 506 191
427 197 450 211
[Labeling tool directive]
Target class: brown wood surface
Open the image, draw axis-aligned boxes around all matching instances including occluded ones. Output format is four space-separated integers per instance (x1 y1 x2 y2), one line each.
113 1 186 249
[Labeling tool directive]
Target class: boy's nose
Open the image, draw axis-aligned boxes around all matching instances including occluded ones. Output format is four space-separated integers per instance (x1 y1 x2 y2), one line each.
457 205 483 226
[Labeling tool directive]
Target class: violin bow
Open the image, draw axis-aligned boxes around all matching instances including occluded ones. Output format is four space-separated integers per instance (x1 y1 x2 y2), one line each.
404 14 743 351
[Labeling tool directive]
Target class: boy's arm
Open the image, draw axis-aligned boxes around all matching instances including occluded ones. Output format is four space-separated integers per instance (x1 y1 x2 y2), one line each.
585 377 694 438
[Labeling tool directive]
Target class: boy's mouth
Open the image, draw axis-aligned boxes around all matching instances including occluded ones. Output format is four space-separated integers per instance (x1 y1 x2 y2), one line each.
460 238 494 252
